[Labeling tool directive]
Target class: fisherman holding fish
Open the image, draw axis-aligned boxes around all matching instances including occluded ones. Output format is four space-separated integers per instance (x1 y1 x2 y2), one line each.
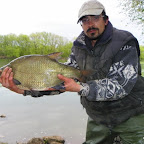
1 0 144 143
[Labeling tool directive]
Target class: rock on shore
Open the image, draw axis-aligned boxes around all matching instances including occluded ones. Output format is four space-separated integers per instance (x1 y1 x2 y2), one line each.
0 136 65 144
19 136 65 144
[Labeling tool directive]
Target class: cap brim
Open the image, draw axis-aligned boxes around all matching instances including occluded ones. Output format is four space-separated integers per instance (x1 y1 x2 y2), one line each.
77 8 103 24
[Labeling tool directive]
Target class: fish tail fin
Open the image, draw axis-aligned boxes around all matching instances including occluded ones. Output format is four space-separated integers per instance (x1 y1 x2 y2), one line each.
79 70 96 82
80 70 95 76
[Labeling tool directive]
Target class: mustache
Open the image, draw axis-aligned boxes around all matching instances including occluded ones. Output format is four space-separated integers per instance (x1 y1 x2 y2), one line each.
87 27 99 33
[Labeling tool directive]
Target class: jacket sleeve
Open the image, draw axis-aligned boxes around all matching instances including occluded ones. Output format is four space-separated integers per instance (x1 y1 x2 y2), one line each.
80 41 139 101
64 51 80 69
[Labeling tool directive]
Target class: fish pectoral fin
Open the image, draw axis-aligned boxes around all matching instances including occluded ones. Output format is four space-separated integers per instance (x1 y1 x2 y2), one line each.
13 79 21 85
52 82 65 90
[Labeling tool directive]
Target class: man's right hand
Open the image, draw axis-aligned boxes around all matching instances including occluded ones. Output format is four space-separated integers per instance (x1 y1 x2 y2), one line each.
0 67 24 94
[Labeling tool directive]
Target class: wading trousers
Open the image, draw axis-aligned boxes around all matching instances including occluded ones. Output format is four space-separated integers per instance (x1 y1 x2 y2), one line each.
83 114 144 144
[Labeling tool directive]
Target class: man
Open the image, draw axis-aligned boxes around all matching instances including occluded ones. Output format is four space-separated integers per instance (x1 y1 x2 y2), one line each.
0 0 144 143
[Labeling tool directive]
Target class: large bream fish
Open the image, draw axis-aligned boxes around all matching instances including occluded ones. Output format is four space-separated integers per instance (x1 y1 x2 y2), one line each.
0 52 82 91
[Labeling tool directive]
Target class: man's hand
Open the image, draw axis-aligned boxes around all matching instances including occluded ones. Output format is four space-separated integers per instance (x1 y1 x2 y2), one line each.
46 74 81 92
57 74 81 92
0 67 24 94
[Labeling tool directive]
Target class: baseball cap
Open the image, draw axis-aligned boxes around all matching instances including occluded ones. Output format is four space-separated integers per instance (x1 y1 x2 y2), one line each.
77 0 106 23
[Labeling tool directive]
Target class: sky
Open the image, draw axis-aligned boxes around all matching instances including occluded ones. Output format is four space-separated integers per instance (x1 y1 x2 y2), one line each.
0 0 143 45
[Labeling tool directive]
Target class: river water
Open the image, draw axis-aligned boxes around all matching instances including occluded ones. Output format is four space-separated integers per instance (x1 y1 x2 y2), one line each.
0 88 87 144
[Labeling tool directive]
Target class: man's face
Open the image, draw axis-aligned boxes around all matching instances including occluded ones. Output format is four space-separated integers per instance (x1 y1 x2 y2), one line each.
80 15 108 40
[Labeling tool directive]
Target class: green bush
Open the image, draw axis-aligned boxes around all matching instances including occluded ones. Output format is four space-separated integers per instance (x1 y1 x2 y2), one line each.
0 32 73 59
140 45 144 62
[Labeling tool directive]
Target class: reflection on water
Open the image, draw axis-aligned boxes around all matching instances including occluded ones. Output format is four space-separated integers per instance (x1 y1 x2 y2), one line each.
0 87 87 144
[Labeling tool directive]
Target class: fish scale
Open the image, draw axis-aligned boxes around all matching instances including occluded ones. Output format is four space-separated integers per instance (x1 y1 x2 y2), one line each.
0 52 81 91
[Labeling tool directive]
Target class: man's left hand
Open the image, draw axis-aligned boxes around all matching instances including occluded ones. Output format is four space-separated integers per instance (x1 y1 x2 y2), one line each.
47 74 81 92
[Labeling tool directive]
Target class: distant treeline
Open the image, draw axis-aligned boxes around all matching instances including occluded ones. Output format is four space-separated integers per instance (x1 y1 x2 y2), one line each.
0 32 144 61
0 32 73 59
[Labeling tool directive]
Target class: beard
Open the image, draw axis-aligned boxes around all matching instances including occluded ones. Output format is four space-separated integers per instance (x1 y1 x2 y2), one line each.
89 33 100 40
86 27 102 40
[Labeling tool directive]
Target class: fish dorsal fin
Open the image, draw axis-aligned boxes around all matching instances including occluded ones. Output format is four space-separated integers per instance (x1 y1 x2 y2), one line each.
47 52 62 61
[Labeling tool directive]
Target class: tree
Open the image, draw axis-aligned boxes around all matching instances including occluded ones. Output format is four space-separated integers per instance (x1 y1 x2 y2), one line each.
17 34 32 55
0 35 5 56
2 34 20 57
140 46 144 61
119 0 144 30
0 32 73 58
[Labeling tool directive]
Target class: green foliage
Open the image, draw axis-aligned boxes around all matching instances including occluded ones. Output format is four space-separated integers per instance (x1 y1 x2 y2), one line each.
0 34 20 57
140 45 144 61
0 32 73 59
119 0 144 33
